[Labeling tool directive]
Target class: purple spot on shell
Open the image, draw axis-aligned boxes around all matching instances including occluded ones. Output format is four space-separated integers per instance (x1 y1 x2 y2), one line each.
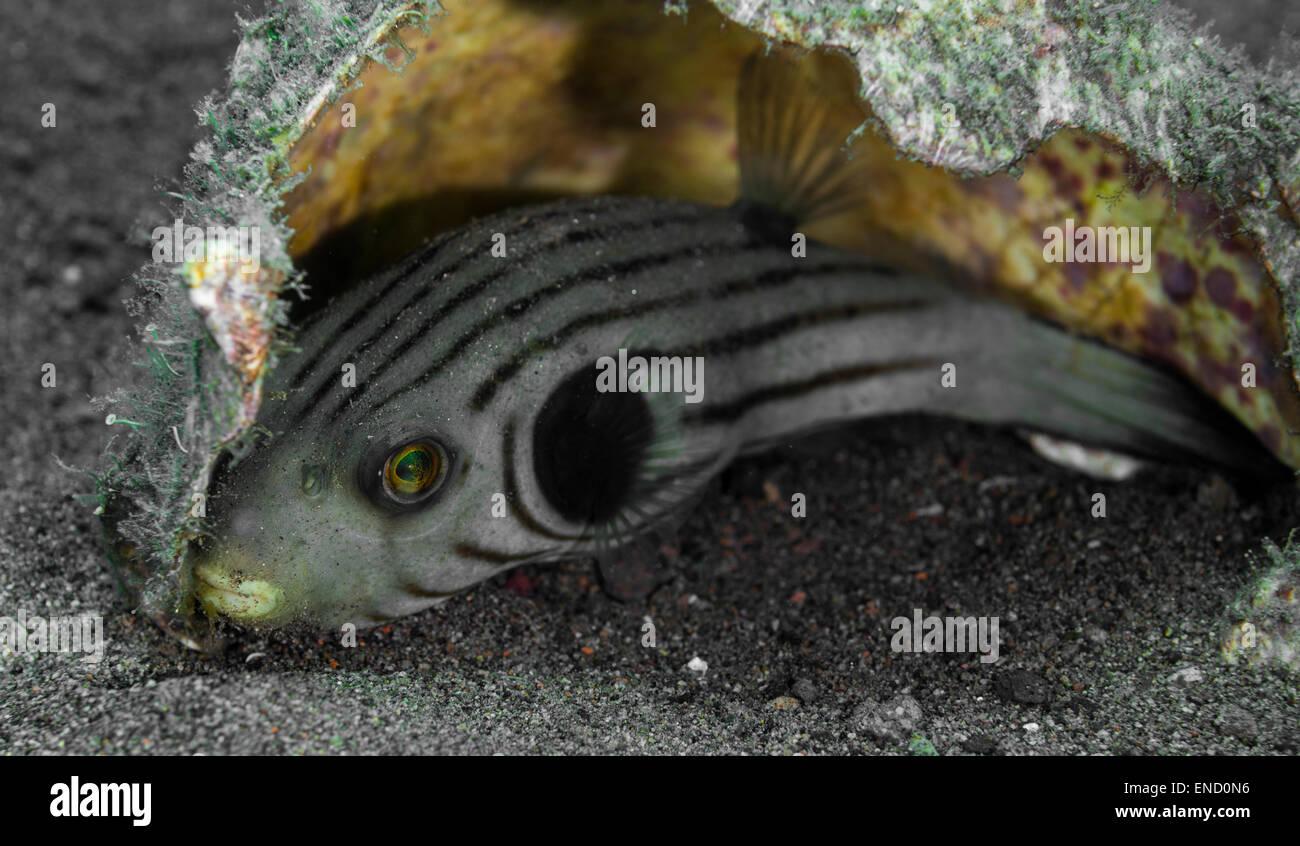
1063 261 1087 293
1204 267 1237 309
1175 190 1215 231
1140 307 1178 348
1232 298 1255 323
1197 356 1244 398
1158 254 1197 305
1219 237 1248 256
1196 356 1224 391
1038 153 1083 202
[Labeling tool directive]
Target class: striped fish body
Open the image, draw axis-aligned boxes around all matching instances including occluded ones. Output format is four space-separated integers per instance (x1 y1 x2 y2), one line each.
193 192 1269 628
198 195 936 625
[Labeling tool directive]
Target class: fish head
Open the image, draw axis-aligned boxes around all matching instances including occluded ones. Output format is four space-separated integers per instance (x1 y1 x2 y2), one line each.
190 362 559 630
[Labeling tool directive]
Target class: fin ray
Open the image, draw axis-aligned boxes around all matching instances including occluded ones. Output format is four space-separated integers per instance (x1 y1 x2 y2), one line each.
736 47 872 224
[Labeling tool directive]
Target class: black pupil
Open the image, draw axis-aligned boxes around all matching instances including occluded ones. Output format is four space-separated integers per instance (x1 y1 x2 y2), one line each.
398 449 429 482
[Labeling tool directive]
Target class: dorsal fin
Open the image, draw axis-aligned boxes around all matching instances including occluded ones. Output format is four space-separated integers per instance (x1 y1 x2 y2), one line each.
735 46 873 226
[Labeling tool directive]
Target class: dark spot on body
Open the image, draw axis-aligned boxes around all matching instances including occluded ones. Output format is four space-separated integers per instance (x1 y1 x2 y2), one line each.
1232 298 1255 324
1038 152 1085 203
1157 253 1197 305
1197 355 1230 392
1218 234 1251 255
1204 267 1237 309
1173 189 1217 233
1140 307 1178 348
733 200 799 244
532 359 654 524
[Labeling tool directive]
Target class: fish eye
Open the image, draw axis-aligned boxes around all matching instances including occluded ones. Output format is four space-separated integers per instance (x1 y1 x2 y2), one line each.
380 441 447 504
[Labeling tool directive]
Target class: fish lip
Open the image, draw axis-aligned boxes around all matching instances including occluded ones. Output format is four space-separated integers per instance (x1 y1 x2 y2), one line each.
194 564 251 598
193 563 283 621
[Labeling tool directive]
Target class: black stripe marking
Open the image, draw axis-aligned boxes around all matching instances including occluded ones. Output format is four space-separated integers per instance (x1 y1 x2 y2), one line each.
396 580 459 599
453 542 544 566
469 261 913 411
679 299 933 358
685 358 939 424
284 200 689 425
357 235 768 422
342 210 714 403
287 229 467 393
306 210 721 427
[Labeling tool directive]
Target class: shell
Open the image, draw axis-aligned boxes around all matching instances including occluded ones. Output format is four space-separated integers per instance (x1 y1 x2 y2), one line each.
93 0 1300 648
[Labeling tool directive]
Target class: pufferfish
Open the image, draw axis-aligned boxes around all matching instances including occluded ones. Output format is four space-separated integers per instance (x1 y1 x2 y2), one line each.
191 50 1285 629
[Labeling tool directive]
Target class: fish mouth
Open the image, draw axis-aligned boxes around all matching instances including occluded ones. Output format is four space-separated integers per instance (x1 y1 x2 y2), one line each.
193 562 284 622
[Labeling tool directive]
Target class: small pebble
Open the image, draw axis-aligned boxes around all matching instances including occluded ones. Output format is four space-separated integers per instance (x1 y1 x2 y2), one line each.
1168 667 1203 687
1219 705 1258 744
791 678 818 705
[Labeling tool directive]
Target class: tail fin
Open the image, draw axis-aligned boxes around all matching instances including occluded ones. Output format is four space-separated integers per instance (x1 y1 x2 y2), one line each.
959 311 1290 482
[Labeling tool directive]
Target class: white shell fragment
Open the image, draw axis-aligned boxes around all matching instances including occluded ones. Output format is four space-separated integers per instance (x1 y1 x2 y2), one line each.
1024 432 1144 481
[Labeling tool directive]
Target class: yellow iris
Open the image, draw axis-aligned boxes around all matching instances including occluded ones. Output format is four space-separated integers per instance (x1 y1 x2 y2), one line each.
383 443 441 498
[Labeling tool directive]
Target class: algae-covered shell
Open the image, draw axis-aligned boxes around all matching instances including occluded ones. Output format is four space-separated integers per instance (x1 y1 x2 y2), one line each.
93 0 1300 649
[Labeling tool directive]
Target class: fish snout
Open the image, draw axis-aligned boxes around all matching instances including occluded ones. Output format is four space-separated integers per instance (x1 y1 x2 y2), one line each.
192 542 285 623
